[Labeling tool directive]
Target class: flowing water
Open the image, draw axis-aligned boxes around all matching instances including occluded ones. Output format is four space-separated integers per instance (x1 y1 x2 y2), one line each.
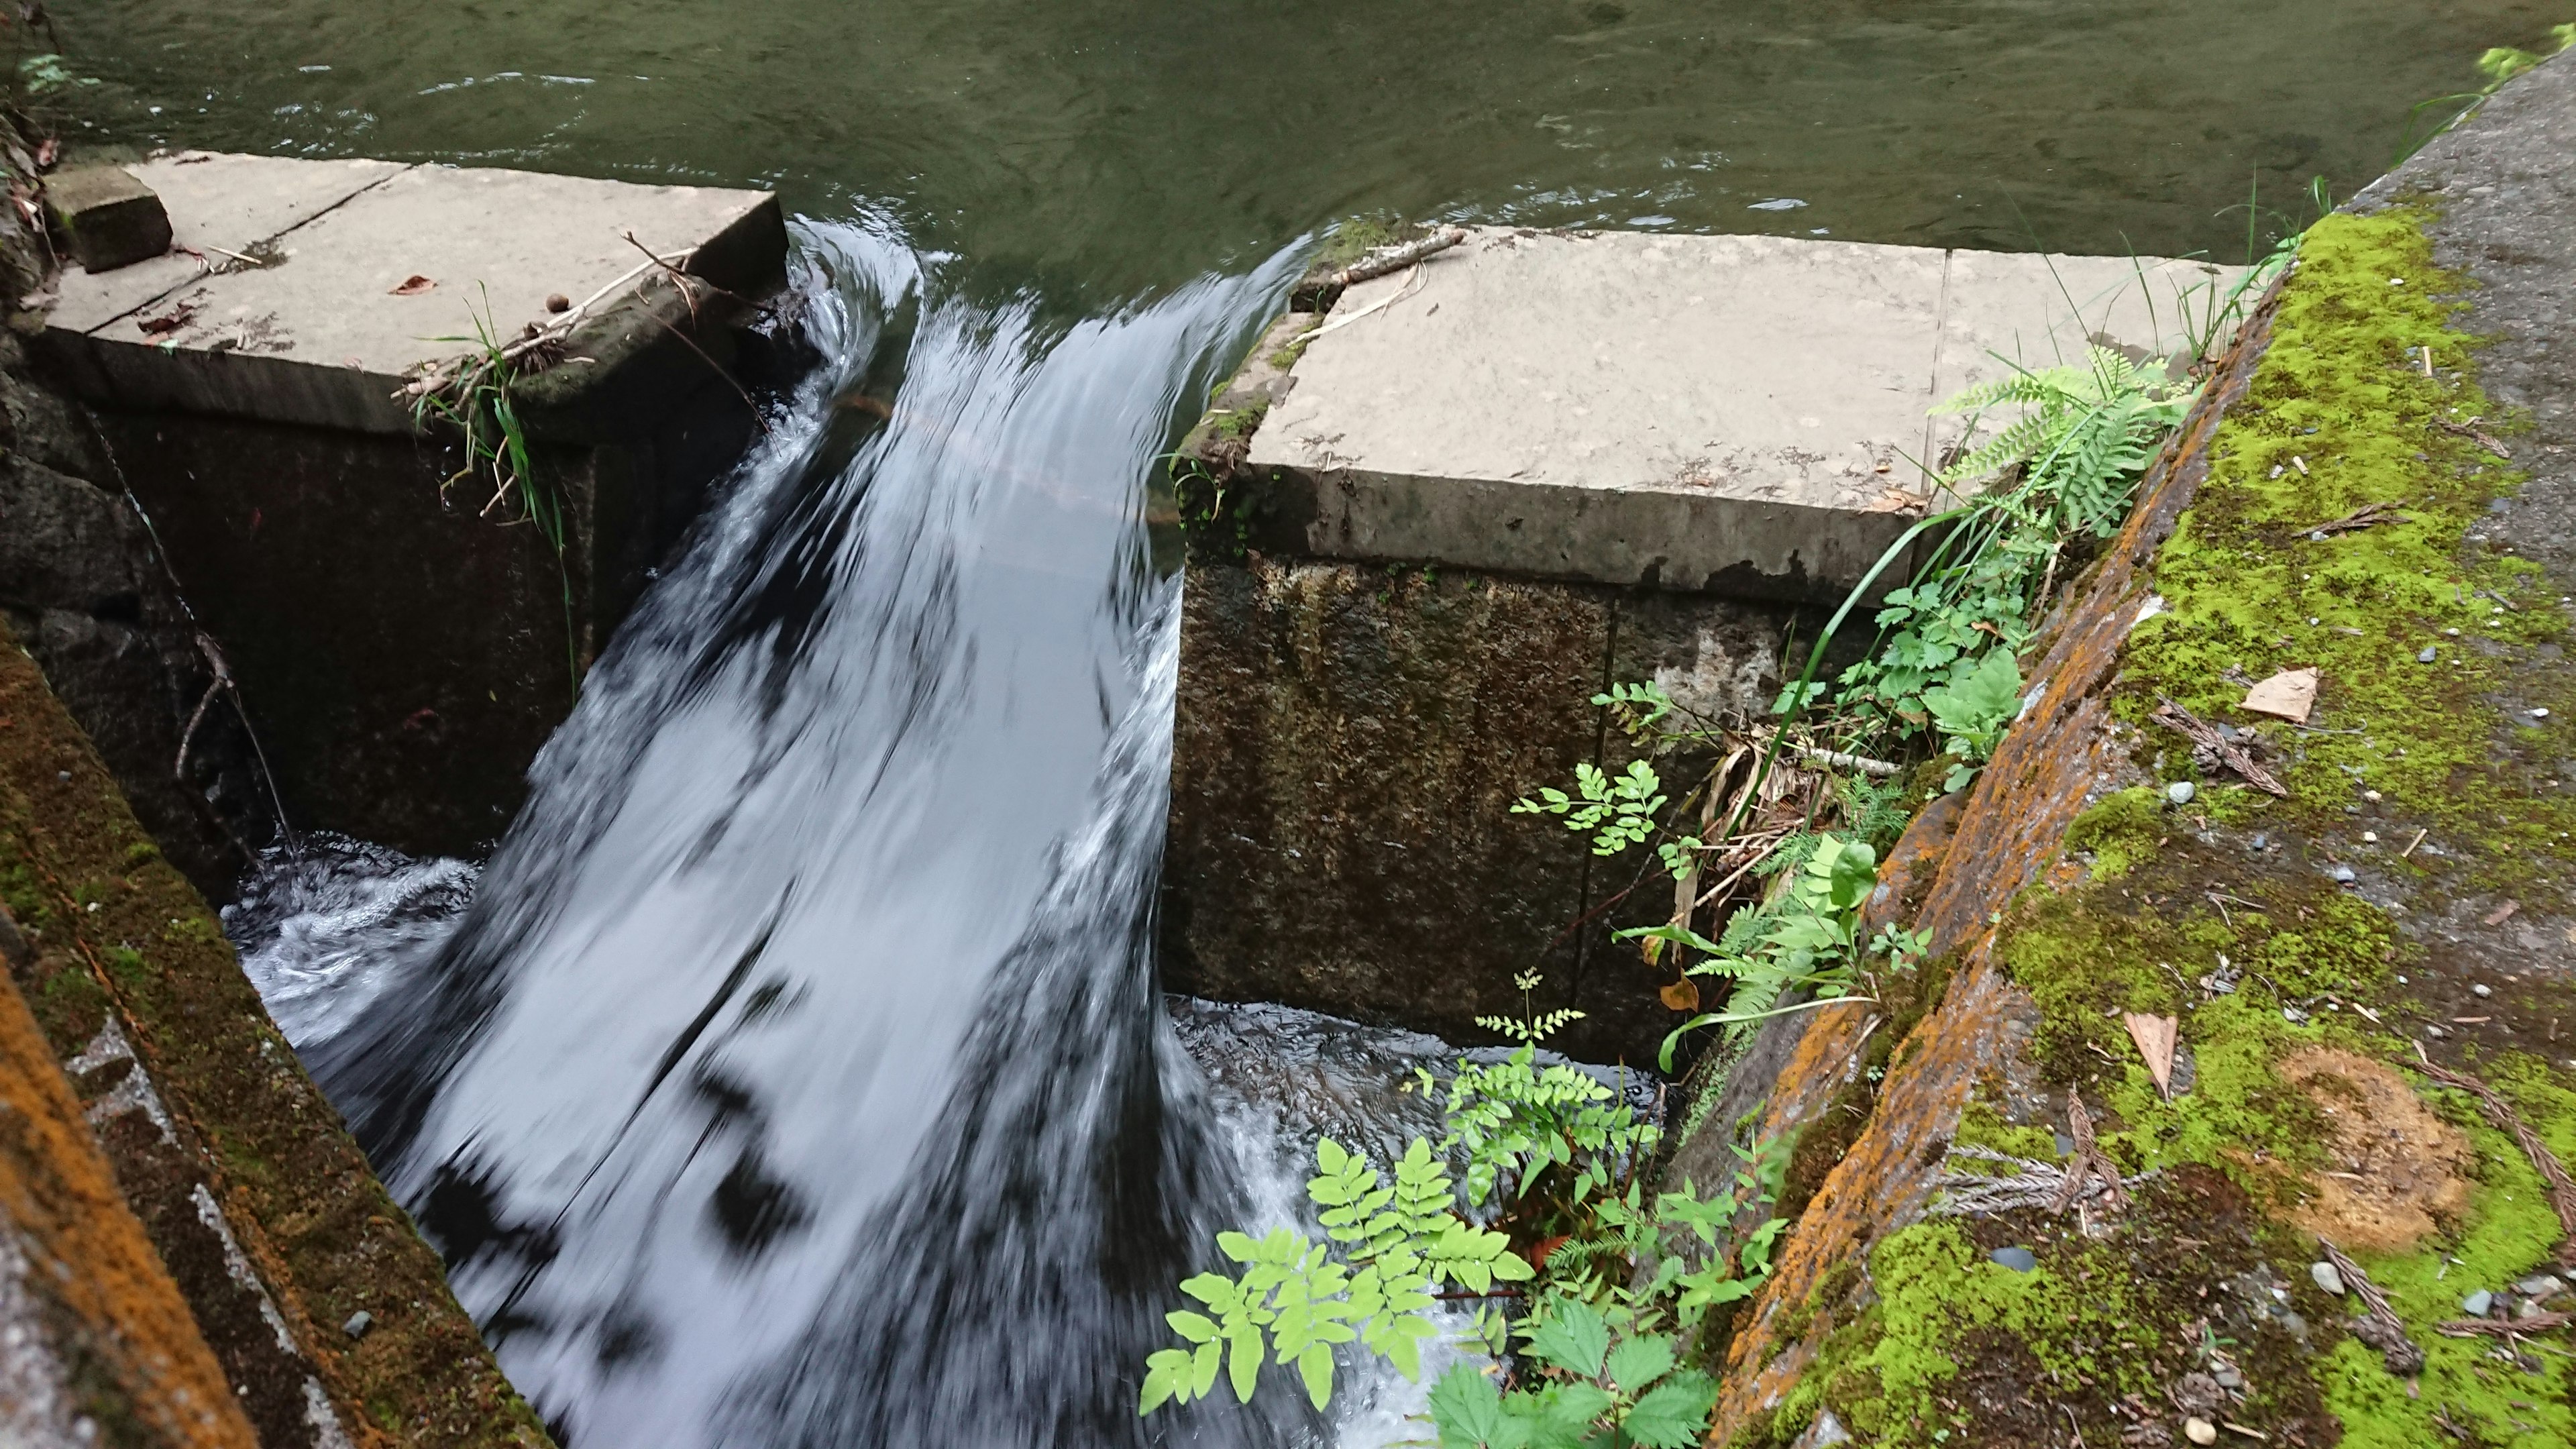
71 1 2563 1444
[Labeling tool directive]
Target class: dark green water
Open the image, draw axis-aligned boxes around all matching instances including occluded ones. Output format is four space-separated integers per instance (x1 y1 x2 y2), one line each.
46 0 2561 297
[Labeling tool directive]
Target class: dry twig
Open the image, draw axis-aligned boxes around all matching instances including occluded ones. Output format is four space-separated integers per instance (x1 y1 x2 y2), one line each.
1332 226 1468 288
2436 1312 2573 1339
2308 500 2408 536
2412 1046 2576 1263
2320 1237 2425 1376
2436 417 2512 460
2151 697 2288 797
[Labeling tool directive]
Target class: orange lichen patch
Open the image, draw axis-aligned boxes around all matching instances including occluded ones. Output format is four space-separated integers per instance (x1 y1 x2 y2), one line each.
1705 289 2286 1442
2282 1048 2471 1252
0 969 258 1448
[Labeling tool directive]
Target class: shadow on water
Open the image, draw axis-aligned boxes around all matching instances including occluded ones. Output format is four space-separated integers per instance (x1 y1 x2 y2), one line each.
237 219 1330 1447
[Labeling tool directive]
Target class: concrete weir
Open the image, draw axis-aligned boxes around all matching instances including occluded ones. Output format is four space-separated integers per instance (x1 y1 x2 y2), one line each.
33 154 787 855
1163 227 2239 1064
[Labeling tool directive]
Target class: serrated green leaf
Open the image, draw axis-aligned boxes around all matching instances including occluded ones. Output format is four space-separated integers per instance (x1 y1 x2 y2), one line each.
1619 1373 1719 1448
1428 1363 1523 1449
1605 1334 1676 1393
1523 1300 1609 1378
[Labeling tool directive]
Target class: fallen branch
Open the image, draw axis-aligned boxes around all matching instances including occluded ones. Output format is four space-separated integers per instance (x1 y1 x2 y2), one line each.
2321 1237 2425 1375
2412 1046 2576 1263
2152 698 2288 797
1798 747 1901 777
1332 226 1468 288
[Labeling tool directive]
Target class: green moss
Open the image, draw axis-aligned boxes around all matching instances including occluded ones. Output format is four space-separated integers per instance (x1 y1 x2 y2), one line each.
2063 786 2165 880
1822 1221 2170 1446
1952 1098 2058 1161
120 839 157 866
2318 1053 2576 1447
2123 207 2576 887
103 943 146 988
1210 398 1269 440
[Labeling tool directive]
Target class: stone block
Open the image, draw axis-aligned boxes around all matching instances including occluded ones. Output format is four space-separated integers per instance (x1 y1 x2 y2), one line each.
41 164 171 272
1240 229 2240 602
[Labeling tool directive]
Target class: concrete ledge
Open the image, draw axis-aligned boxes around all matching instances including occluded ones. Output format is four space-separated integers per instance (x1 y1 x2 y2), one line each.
1236 229 2239 601
40 154 784 436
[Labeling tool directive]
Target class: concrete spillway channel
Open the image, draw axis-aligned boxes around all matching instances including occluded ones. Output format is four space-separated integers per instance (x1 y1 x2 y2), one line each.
3 148 786 1446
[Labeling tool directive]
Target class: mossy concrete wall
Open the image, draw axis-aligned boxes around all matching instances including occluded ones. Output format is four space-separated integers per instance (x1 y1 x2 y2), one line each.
1 903 258 1449
1682 50 2576 1449
1 618 551 1448
1162 552 1794 1066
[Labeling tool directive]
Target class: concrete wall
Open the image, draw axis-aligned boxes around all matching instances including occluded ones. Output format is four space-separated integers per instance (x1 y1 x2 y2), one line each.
1163 555 1793 1067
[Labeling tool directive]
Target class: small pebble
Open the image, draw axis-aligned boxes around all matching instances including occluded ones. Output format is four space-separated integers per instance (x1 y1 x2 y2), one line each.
2167 781 2196 805
2330 864 2357 884
2312 1260 2347 1295
2212 1364 2243 1391
2425 1023 2450 1039
2516 1273 2565 1296
2473 983 2492 998
2535 708 2553 719
544 292 572 313
56 770 69 782
2362 831 2378 844
2054 1133 2076 1158
2446 627 2462 636
2464 1289 2495 1317
2185 1418 2218 1446
2251 833 2269 851
1990 1246 2038 1273
343 1310 374 1340
2363 789 2382 802
2418 645 2439 663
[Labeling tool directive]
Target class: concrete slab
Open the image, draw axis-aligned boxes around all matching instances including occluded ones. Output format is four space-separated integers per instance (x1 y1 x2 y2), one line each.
1245 227 2241 599
42 158 781 433
48 153 408 334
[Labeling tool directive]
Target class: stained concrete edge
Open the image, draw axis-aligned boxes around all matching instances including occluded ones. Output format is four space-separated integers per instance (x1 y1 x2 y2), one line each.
38 159 786 437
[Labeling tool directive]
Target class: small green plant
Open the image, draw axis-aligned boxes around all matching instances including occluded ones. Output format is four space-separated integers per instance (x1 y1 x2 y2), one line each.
1919 647 2023 792
1138 1137 1532 1413
1513 759 1668 861
1425 1300 1717 1449
2395 22 2575 164
1144 987 1788 1448
409 301 580 694
1632 833 1881 1067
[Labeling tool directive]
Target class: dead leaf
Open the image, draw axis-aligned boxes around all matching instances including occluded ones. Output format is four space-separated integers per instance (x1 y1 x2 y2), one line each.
32 137 56 170
136 304 194 336
1660 977 1701 1013
2483 900 2519 927
2243 667 2319 724
388 274 437 297
2124 1012 2180 1097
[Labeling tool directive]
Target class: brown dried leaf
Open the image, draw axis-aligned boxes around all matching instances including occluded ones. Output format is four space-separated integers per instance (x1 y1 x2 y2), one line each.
389 274 437 297
1660 977 1701 1013
2123 1012 2180 1097
2242 667 2318 724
